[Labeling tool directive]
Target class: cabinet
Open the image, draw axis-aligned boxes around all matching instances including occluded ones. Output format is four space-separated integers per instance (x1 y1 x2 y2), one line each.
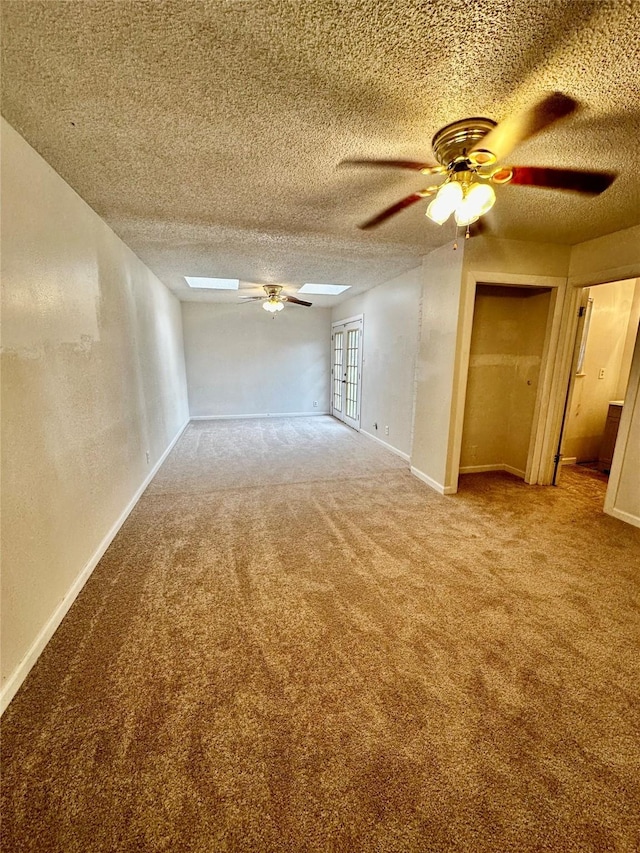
598 401 624 473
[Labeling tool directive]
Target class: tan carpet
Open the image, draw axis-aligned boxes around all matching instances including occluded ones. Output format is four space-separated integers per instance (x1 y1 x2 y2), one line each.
2 416 639 852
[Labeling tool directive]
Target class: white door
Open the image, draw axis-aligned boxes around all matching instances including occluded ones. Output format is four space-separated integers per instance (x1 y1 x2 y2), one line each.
331 318 362 430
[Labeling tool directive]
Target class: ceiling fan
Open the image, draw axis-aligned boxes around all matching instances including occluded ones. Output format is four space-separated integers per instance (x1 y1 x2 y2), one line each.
240 284 313 313
341 92 617 231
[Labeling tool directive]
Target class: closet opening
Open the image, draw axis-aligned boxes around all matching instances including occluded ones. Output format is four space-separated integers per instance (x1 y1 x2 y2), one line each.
459 283 553 483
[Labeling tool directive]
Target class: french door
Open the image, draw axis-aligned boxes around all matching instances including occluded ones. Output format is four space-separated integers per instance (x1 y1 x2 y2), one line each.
331 317 363 430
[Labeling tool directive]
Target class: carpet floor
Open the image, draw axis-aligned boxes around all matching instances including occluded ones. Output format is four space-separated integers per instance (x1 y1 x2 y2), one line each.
2 416 639 852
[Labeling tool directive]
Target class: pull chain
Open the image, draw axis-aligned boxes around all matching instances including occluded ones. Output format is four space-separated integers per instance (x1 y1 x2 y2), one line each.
453 223 473 249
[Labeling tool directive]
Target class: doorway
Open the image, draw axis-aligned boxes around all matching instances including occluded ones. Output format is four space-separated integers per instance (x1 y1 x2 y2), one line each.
459 283 553 482
331 316 363 430
554 278 640 494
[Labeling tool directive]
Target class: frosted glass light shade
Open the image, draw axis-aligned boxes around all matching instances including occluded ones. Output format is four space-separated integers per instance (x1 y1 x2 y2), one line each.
455 183 495 226
263 299 284 312
426 181 463 224
426 198 451 225
453 203 479 227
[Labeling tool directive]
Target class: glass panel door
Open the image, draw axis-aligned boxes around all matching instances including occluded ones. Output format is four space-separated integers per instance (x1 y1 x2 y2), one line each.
332 330 344 415
331 318 362 430
345 327 359 423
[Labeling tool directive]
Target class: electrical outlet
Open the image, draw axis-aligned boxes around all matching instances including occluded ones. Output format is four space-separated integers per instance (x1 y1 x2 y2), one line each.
313 400 318 407
145 451 150 464
598 368 606 379
385 425 389 436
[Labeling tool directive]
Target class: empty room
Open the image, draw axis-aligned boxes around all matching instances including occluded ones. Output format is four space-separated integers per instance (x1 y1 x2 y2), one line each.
1 2 639 851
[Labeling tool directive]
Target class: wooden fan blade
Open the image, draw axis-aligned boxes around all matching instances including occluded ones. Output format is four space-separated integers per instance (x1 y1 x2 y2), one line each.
509 166 617 195
340 158 444 175
284 295 313 306
470 92 578 163
239 296 265 301
359 190 434 229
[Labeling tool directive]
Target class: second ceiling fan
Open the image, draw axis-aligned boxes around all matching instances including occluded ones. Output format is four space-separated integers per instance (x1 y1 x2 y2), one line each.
240 284 312 313
342 92 617 230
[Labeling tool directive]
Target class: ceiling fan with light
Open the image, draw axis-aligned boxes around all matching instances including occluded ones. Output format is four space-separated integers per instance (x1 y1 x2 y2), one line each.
342 92 617 231
240 284 313 312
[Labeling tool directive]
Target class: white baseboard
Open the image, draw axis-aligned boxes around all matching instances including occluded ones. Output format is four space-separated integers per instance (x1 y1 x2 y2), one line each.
360 429 410 462
459 463 526 479
604 506 640 528
503 465 526 479
190 411 330 420
0 418 190 716
410 466 456 495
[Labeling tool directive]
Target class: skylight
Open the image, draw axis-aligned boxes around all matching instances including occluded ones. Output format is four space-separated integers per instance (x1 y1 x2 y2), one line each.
184 277 239 290
298 283 351 295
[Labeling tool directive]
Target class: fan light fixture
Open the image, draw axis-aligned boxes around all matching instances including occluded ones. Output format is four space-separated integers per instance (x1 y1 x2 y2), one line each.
426 181 463 224
426 179 495 227
345 93 618 235
240 284 313 311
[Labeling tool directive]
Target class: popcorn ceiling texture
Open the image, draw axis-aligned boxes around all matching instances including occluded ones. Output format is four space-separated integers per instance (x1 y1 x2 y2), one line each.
2 0 639 302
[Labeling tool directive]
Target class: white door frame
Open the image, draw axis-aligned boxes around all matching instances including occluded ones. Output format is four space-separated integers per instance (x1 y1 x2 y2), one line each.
331 314 363 430
542 271 640 523
538 265 640 485
449 271 568 493
550 287 592 483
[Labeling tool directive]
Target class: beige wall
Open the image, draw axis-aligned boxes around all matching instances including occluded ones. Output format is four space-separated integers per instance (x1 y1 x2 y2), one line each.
182 302 331 417
563 279 639 462
1 120 189 703
332 267 422 457
568 225 640 286
461 286 551 476
617 281 640 399
464 235 571 279
411 244 465 491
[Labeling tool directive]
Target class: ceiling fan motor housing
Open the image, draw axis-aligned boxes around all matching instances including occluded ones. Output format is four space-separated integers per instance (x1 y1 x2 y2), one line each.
264 285 283 298
432 117 497 169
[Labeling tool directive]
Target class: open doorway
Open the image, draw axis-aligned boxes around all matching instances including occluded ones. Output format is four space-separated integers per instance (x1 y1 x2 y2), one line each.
554 278 640 502
458 283 553 482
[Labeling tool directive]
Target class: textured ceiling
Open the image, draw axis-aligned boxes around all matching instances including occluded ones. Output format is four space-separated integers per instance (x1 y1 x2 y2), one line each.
2 0 640 304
